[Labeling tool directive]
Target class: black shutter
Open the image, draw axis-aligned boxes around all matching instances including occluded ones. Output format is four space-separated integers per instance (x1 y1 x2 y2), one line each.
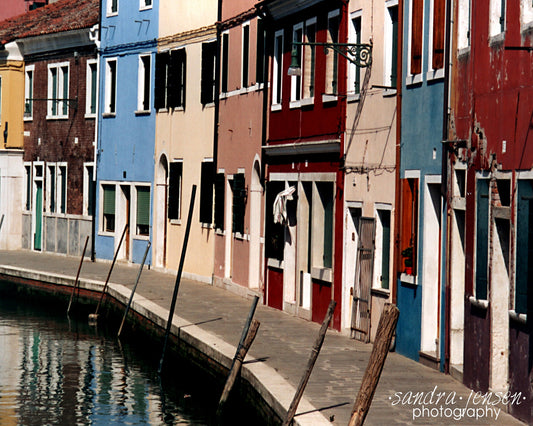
155 52 168 110
168 162 182 220
168 49 186 109
201 42 215 104
232 173 245 234
199 161 214 224
256 19 265 84
214 173 225 230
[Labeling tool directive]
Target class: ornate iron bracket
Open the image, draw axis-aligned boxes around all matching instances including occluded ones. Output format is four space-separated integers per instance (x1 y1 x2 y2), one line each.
290 41 372 72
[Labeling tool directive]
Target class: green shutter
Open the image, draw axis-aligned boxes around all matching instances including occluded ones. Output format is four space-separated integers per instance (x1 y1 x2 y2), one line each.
91 64 97 114
103 185 115 215
137 186 150 226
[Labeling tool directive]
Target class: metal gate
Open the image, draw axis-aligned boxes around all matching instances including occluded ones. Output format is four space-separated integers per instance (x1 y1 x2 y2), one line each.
351 217 376 342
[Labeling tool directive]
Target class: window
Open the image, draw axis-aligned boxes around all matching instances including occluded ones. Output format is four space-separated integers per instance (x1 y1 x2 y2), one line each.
107 0 118 15
265 181 285 260
83 163 95 217
458 0 471 49
136 186 150 236
475 179 489 300
385 2 399 87
140 0 151 10
489 0 506 37
58 164 67 214
410 0 424 75
256 19 266 85
399 178 419 276
232 173 245 235
47 164 57 213
430 0 445 70
375 209 391 289
325 10 340 96
221 32 229 93
25 66 34 119
290 23 303 104
24 164 32 210
199 160 214 224
521 0 533 28
516 180 533 315
349 12 362 94
168 161 182 220
242 23 250 88
105 58 117 114
86 60 98 116
303 18 316 99
314 182 334 269
102 184 116 232
155 49 186 110
201 41 216 105
272 30 284 107
138 54 151 112
214 173 225 231
47 63 69 118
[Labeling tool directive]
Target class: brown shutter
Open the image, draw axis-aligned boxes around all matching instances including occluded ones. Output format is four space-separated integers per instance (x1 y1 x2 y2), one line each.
411 0 423 75
432 0 445 70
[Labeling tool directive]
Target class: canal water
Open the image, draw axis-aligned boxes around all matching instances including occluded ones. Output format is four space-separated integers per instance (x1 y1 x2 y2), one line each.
0 291 250 425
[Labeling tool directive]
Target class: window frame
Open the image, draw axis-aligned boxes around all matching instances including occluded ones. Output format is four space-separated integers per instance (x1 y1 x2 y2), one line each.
200 41 217 105
83 162 95 217
135 184 151 237
168 160 183 222
100 182 117 234
427 0 446 79
104 58 117 115
221 31 230 94
302 17 317 102
489 0 506 39
24 65 35 121
290 22 304 107
348 10 362 97
107 0 118 16
407 0 424 83
457 0 472 51
24 162 32 211
46 163 57 213
86 59 98 117
474 177 490 301
214 172 225 232
521 0 533 30
323 9 340 102
137 53 151 113
399 176 420 279
47 62 70 119
242 22 250 89
139 0 152 11
200 159 215 225
384 1 399 91
57 163 67 214
272 29 284 110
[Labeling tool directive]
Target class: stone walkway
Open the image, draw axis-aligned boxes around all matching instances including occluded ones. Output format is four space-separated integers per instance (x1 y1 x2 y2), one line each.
0 250 525 425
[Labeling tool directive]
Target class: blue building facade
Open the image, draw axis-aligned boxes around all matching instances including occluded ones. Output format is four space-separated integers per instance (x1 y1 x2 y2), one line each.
396 0 447 369
95 0 158 264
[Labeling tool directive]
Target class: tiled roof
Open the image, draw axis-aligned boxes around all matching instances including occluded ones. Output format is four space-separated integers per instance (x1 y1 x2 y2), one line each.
0 0 99 46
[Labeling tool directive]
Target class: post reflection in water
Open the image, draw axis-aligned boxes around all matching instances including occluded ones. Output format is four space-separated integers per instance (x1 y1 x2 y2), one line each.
0 295 209 425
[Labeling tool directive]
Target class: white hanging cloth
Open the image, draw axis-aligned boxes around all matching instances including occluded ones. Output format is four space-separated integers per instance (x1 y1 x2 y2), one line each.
273 185 296 225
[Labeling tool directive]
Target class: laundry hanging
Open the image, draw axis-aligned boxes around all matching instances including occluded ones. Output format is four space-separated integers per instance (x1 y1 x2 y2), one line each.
273 185 296 225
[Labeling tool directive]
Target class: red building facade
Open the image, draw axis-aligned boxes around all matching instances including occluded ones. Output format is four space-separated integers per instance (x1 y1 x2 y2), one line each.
260 0 348 329
449 0 533 421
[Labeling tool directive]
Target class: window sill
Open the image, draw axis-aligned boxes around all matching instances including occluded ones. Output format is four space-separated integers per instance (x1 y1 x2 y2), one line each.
102 112 116 118
405 73 423 86
457 47 470 59
201 223 213 229
98 230 115 237
400 273 418 285
347 93 361 103
489 32 505 47
215 229 225 236
300 97 314 107
371 287 390 298
134 234 150 240
234 232 249 241
289 100 301 109
139 5 153 11
469 296 489 309
382 89 397 97
169 219 181 225
509 310 527 324
84 113 96 119
135 110 151 116
201 102 215 109
106 12 118 18
426 68 444 81
521 21 533 34
267 258 283 269
311 267 332 283
322 94 338 104
271 104 282 112
46 115 69 120
24 117 33 122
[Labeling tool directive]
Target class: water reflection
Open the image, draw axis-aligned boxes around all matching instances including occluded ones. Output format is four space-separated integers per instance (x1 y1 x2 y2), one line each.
0 296 209 425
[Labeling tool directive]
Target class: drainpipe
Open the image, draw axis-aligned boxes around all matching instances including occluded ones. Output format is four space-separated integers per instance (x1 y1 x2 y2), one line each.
89 2 102 262
392 0 404 306
442 0 453 374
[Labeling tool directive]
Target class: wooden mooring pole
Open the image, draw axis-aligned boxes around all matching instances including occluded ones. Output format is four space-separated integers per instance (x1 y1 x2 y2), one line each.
217 318 260 417
348 303 399 426
216 296 260 416
89 223 128 322
158 185 196 375
282 299 336 426
67 235 90 315
117 240 151 338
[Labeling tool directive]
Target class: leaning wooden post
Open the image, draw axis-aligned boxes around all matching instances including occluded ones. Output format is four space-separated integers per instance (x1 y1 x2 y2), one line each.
216 318 260 417
282 299 336 426
117 240 151 338
158 185 196 375
348 303 400 426
67 235 90 315
90 223 129 321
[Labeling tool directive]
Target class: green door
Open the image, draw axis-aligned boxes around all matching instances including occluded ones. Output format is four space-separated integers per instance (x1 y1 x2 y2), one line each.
34 182 42 250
